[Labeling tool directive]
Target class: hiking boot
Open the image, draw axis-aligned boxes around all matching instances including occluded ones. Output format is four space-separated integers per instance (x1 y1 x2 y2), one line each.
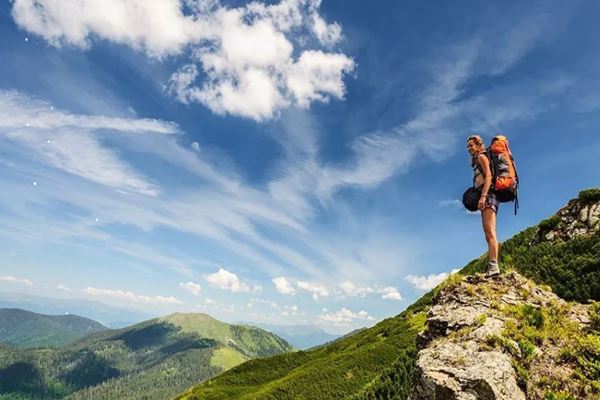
485 261 500 278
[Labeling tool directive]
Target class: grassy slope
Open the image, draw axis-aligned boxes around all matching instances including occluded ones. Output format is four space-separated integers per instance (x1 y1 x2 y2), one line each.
178 189 600 400
0 314 293 400
178 310 425 400
0 308 108 348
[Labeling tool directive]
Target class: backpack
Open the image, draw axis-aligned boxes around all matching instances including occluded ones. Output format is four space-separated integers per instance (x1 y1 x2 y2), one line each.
486 135 519 214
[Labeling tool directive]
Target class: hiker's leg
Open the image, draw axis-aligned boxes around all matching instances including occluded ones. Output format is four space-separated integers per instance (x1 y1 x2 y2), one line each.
481 208 498 262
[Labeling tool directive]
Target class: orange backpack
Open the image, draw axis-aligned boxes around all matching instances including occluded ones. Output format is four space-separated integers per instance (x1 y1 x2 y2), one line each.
486 135 519 213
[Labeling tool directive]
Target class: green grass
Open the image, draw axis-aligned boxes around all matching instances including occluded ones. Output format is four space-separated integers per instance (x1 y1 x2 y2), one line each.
210 347 249 370
176 309 421 400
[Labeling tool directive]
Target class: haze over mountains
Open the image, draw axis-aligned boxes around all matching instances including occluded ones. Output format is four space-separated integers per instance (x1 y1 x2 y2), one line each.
0 292 150 328
240 322 339 350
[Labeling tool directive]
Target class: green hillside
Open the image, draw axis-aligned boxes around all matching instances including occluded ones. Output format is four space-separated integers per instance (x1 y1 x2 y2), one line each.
0 313 293 400
0 308 108 348
176 189 600 400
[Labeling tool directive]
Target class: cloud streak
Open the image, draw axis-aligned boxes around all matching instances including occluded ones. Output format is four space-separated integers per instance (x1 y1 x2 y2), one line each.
0 275 34 286
83 286 182 304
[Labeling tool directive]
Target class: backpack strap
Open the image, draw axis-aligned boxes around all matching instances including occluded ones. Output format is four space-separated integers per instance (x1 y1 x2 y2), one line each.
485 148 497 192
509 153 519 215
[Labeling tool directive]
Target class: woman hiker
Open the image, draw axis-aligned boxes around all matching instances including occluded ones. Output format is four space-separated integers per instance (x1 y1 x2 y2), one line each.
467 135 500 278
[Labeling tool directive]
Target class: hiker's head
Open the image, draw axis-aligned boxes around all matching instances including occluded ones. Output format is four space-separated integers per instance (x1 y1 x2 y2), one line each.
467 135 485 155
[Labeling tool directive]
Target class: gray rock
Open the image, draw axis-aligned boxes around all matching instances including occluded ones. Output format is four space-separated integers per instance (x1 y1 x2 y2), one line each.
413 341 524 400
409 272 591 400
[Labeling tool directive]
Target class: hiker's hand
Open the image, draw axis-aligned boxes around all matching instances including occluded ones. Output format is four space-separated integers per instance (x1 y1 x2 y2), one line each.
478 196 486 210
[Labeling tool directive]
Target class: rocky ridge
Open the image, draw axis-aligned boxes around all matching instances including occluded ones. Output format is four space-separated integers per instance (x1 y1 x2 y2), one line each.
533 189 600 244
410 272 598 400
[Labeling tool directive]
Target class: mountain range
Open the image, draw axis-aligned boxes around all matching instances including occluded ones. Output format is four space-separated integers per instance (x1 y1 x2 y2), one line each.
0 308 108 348
239 322 340 350
0 312 293 399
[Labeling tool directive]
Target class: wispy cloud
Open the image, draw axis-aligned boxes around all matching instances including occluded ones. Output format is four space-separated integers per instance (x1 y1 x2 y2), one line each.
83 287 182 304
439 199 462 208
0 91 177 196
0 275 34 286
56 284 72 292
180 281 202 296
0 91 179 133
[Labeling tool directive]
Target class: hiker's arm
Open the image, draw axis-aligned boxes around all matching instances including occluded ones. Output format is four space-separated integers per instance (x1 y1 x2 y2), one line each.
478 154 492 209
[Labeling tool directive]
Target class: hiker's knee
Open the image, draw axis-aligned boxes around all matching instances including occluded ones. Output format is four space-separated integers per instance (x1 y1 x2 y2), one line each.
485 231 496 243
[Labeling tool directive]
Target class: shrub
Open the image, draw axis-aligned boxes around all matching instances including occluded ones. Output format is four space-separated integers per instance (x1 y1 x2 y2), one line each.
538 215 560 234
589 302 600 333
578 188 600 205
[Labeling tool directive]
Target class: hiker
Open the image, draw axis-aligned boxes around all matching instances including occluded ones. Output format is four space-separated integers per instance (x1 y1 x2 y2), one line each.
467 135 500 278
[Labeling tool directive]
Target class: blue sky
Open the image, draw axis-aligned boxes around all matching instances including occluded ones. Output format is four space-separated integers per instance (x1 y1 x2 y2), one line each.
1 0 599 334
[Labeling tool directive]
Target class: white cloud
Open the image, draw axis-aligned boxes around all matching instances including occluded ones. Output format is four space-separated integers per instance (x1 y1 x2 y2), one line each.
11 0 205 57
0 275 33 286
204 298 216 306
57 284 72 292
203 267 254 293
168 2 354 121
180 281 202 296
439 199 462 208
287 50 354 107
339 281 402 301
317 307 374 327
405 269 460 291
310 12 342 46
191 141 201 152
297 280 329 300
83 287 182 304
13 0 354 121
272 276 296 295
381 287 402 301
0 91 179 133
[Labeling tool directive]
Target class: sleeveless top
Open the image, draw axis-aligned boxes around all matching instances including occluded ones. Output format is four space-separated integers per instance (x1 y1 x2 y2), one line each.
472 153 486 188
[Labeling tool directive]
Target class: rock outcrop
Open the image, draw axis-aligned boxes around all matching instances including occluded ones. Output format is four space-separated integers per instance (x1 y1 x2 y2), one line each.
410 272 597 400
532 192 600 244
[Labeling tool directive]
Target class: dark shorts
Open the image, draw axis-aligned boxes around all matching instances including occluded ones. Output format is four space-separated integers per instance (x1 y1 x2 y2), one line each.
483 191 499 214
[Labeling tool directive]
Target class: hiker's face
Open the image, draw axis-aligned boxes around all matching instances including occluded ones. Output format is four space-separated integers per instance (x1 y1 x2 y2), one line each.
467 140 478 155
